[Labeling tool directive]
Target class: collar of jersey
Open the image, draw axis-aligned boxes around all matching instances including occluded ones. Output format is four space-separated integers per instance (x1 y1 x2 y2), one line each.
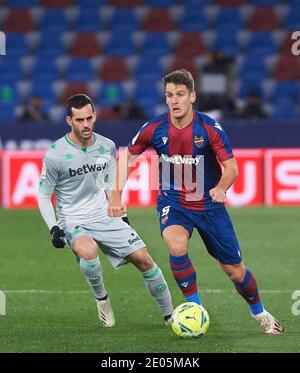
64 133 96 151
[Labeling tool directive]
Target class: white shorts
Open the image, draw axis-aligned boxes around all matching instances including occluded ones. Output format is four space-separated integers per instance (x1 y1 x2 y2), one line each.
64 217 146 269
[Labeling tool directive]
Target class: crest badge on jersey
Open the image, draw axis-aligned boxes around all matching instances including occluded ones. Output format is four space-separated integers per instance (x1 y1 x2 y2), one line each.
194 135 204 148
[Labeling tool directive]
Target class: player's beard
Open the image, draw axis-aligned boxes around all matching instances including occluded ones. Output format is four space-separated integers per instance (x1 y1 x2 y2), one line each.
81 128 93 139
73 125 93 144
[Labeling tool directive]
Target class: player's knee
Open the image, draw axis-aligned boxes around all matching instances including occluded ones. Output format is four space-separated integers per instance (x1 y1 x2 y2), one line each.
221 262 245 282
226 268 245 282
167 241 188 256
80 249 98 260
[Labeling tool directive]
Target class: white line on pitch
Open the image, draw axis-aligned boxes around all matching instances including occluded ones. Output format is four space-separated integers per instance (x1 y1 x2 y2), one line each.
2 289 296 294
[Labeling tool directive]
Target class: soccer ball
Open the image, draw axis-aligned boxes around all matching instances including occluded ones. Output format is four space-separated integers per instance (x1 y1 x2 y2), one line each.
171 302 209 338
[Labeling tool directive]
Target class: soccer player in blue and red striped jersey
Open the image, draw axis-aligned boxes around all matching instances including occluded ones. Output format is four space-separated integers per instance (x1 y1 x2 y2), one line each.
108 69 284 334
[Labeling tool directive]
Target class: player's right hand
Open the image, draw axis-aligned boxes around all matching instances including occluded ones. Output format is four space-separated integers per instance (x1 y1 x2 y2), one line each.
107 199 126 217
50 225 65 248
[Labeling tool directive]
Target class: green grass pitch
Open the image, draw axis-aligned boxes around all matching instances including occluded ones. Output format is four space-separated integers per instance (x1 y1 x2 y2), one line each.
0 207 299 353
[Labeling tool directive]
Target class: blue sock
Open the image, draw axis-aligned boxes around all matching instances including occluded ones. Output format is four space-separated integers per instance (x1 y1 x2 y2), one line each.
233 268 264 315
169 253 202 305
185 293 202 305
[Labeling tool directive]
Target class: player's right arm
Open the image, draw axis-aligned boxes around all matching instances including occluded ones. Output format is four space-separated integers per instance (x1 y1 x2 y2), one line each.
38 152 65 248
107 121 154 217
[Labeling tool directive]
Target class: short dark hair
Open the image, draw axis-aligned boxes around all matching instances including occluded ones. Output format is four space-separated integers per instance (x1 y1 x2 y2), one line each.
66 94 95 116
163 69 195 92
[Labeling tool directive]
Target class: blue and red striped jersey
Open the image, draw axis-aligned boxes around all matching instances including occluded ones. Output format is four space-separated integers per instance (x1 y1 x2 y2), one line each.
128 111 234 210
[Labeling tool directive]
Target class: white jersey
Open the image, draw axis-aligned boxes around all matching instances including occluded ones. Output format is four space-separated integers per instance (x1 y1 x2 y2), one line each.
39 133 116 227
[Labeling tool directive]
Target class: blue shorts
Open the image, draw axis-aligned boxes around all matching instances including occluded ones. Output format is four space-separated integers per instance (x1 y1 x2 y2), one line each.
157 196 242 265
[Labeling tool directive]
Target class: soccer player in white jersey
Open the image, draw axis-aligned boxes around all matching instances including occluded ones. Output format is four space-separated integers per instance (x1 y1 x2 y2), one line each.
38 94 173 327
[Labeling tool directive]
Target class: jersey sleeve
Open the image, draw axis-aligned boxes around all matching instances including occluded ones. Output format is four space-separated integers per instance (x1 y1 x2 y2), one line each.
39 151 60 196
128 122 154 155
37 190 58 230
204 120 234 162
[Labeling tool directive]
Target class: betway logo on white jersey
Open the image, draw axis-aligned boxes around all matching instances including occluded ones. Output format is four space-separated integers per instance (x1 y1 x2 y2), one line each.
161 154 202 165
69 162 108 177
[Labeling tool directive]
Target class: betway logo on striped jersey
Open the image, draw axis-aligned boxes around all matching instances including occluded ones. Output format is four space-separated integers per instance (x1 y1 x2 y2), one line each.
161 154 202 165
69 162 107 177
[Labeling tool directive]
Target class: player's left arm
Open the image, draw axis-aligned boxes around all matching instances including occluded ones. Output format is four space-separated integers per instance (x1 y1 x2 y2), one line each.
204 118 238 203
209 157 238 203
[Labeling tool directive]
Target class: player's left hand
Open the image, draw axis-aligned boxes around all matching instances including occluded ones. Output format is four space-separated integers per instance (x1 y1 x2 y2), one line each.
107 198 127 217
209 187 227 203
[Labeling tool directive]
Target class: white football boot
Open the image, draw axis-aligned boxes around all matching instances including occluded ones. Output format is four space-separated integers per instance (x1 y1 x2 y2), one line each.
96 298 116 327
251 310 284 334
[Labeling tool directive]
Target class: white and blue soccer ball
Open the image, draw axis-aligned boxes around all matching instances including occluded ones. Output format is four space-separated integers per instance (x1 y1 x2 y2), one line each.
171 302 209 338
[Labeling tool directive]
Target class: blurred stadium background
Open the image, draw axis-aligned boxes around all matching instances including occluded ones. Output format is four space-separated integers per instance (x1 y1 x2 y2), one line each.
1 0 300 208
1 0 300 125
0 0 300 354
